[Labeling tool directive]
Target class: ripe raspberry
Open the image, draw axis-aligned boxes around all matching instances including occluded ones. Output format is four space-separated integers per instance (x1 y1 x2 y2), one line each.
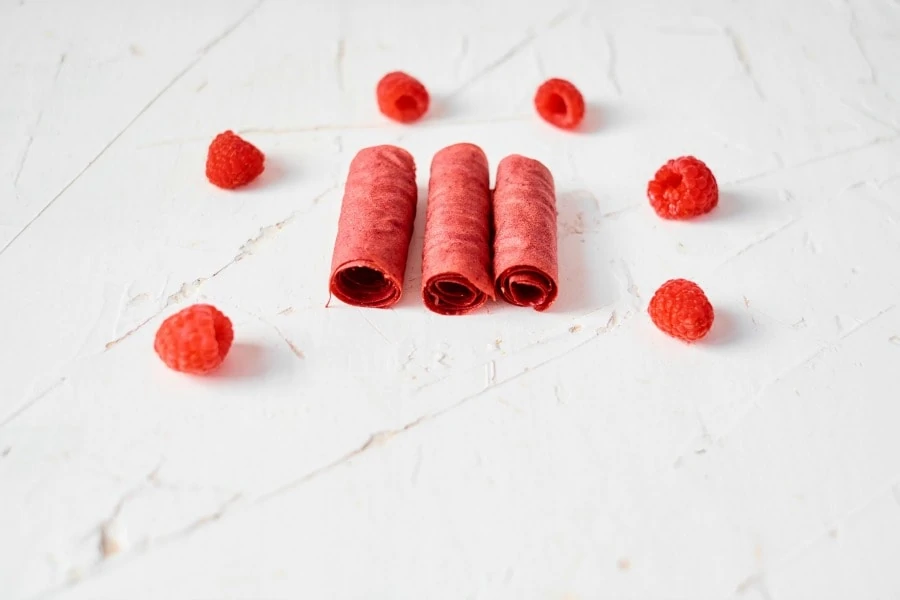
648 279 714 342
205 130 265 189
647 156 718 219
534 78 585 130
154 304 234 374
376 72 430 123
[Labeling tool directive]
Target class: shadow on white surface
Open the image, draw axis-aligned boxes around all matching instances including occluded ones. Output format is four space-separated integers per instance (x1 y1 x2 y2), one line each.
396 186 428 310
578 101 610 135
696 188 757 224
702 306 740 347
551 189 617 314
243 155 292 192
427 93 466 122
552 236 600 313
213 343 270 379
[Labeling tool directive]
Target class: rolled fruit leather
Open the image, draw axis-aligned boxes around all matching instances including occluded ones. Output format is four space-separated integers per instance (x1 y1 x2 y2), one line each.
329 145 418 308
421 143 494 315
492 154 559 311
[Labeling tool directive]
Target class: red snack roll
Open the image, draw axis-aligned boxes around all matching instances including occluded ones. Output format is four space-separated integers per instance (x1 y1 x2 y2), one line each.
492 154 559 311
422 143 494 315
329 145 418 308
376 71 430 123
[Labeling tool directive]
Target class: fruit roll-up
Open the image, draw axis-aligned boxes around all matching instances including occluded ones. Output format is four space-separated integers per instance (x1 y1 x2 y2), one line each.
492 154 559 311
421 143 494 315
329 145 417 308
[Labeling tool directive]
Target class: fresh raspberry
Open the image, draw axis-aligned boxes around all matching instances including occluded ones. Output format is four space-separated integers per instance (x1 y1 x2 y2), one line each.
376 71 430 123
534 78 585 130
205 130 265 189
647 156 718 219
154 304 234 374
648 279 714 342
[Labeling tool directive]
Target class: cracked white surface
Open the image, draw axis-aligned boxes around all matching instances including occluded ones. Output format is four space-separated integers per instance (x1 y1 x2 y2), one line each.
1 0 900 598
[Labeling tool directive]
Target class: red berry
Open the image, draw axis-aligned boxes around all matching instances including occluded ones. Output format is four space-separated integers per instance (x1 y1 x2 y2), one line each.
648 279 714 342
205 130 265 189
534 78 585 130
376 72 429 123
647 156 718 219
154 304 234 374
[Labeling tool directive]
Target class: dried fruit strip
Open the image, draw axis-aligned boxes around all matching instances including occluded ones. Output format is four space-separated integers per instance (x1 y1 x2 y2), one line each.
492 154 559 311
329 145 418 308
422 143 494 315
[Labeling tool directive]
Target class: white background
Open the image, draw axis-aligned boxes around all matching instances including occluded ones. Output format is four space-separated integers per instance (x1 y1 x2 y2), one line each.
2 0 900 598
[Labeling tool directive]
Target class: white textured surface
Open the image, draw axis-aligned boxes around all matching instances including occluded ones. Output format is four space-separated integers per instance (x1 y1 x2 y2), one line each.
2 0 900 598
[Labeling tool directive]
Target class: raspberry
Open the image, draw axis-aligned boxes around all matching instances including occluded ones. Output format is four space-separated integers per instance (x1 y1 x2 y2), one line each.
205 130 265 189
648 279 714 342
154 304 234 374
376 71 430 123
647 156 718 219
534 78 585 130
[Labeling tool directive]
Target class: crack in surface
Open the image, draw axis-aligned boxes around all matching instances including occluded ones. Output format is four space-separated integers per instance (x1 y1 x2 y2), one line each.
724 301 896 445
357 310 393 346
447 6 574 98
728 135 900 185
600 204 640 220
734 572 774 599
13 53 67 191
103 184 335 350
28 311 627 598
841 98 900 133
733 478 900 599
843 0 879 85
334 38 345 92
839 304 897 340
605 31 622 95
263 320 304 360
722 26 766 101
253 320 623 507
0 0 266 261
97 463 163 558
716 218 800 268
453 35 470 78
0 377 67 430
37 492 242 600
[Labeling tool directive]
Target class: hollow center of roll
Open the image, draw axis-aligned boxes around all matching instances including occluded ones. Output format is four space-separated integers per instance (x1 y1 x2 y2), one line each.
510 282 544 305
435 281 472 299
343 266 386 289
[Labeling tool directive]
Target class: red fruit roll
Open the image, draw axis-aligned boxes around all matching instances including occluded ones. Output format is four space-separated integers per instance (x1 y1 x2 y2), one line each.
377 71 430 123
329 145 418 308
422 143 494 315
492 154 559 311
